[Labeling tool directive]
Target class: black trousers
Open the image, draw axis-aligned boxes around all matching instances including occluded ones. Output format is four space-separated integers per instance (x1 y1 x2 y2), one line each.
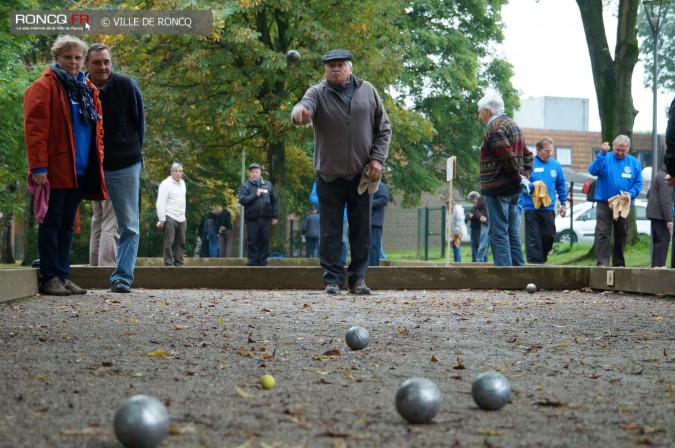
524 210 556 264
245 218 272 266
650 220 671 267
317 175 371 288
595 201 627 267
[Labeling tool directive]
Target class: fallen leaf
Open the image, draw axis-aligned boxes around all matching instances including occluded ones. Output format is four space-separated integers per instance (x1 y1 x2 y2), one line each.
148 349 169 357
235 386 251 398
60 427 110 436
168 422 197 435
452 358 465 370
477 429 502 436
430 355 438 363
534 398 568 407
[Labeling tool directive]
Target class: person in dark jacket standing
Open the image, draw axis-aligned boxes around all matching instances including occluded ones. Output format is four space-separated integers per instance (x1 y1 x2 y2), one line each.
664 96 675 185
646 164 673 268
369 182 389 266
85 43 145 293
238 163 278 266
217 204 233 258
466 191 489 262
291 49 391 295
303 206 320 258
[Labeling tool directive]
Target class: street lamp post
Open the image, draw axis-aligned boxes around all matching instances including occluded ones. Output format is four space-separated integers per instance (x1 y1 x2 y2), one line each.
643 0 671 180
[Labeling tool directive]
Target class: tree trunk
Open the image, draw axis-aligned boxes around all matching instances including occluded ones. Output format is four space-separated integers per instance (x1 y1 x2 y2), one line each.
576 0 641 256
0 210 15 264
267 137 287 255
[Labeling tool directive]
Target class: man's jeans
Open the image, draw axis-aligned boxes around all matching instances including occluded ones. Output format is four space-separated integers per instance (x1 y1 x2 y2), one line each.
470 224 489 262
369 226 383 266
485 193 525 266
105 162 141 286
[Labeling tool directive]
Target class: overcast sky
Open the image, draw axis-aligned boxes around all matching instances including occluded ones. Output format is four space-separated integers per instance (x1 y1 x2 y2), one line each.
500 0 673 134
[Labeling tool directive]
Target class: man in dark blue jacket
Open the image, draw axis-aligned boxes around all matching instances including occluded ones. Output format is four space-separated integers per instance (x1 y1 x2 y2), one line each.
369 182 389 266
238 163 278 266
85 44 144 293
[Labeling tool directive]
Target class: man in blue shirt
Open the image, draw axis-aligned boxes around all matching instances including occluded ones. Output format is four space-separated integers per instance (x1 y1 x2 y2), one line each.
588 135 643 267
522 138 567 264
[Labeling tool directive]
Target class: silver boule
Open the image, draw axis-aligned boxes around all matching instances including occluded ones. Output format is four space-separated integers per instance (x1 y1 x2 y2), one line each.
471 371 511 410
113 394 170 448
286 50 301 64
526 283 537 293
395 377 441 423
345 326 370 350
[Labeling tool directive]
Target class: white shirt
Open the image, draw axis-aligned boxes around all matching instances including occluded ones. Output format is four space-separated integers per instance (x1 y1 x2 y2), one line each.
450 204 467 238
156 176 186 223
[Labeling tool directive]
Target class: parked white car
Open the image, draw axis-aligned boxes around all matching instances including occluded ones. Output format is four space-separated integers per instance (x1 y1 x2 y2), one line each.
554 200 650 244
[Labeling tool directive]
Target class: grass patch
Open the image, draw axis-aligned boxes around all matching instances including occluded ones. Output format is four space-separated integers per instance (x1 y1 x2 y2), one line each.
387 235 665 268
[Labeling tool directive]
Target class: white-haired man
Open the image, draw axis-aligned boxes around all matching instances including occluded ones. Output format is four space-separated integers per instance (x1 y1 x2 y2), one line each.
588 135 642 267
291 49 391 294
156 163 187 266
477 94 533 266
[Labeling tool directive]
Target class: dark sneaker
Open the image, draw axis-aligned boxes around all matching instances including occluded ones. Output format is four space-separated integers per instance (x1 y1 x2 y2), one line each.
349 277 371 295
39 277 71 296
325 284 340 294
61 279 87 295
111 280 131 293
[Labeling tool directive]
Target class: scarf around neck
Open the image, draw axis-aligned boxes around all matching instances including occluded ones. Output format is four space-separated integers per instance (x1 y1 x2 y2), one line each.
51 63 101 124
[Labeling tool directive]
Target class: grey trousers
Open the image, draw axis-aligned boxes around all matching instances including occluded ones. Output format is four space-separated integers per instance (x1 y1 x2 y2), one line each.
163 216 186 266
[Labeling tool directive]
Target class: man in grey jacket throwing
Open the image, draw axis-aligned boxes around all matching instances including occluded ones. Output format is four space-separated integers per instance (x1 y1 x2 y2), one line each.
291 49 391 295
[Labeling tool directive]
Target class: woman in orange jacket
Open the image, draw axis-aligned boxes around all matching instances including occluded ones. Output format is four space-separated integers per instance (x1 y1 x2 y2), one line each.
24 35 107 296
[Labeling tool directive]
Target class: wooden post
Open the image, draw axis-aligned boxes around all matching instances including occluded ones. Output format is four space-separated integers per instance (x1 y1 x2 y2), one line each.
446 156 456 265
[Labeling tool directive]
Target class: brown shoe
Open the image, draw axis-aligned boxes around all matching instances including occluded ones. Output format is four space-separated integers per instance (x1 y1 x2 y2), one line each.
61 279 87 295
39 277 71 296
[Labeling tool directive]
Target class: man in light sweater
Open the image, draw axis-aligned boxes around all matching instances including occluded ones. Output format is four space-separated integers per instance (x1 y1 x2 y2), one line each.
156 163 187 266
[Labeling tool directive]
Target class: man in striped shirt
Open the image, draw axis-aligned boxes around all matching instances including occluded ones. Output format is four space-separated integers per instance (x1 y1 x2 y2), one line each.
477 94 533 266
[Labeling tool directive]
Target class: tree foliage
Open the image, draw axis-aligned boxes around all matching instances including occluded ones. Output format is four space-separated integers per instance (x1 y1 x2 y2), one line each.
5 0 516 260
638 4 675 94
0 0 41 263
85 0 515 254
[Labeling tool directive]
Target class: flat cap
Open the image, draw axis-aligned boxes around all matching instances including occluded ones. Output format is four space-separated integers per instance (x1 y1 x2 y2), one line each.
248 163 261 170
322 49 352 63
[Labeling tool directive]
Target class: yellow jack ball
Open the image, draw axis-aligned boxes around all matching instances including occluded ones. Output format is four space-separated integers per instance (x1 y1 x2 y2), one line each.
260 374 276 390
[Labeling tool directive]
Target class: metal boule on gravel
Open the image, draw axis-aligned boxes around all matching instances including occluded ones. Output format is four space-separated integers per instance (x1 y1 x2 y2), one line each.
526 283 537 293
471 371 511 410
345 326 370 350
395 377 441 423
113 394 170 448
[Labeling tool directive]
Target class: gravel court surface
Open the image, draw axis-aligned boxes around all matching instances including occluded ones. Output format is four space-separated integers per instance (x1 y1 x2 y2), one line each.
0 287 673 448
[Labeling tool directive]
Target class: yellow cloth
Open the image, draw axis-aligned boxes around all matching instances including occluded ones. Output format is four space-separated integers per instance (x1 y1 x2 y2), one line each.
608 193 631 220
530 181 551 209
357 165 381 195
